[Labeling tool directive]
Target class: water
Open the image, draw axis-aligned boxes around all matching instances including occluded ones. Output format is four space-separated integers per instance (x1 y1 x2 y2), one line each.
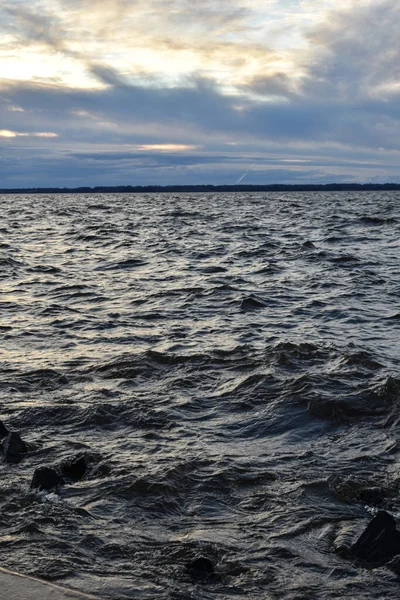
0 191 400 599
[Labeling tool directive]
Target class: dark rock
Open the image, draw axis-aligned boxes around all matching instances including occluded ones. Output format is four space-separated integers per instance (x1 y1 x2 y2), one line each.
0 420 9 439
358 487 386 506
351 510 400 563
387 555 400 575
59 452 90 482
31 467 65 492
2 432 28 463
186 556 214 579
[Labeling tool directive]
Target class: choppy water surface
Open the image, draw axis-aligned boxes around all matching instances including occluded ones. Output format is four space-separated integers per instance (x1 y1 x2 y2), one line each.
1 191 400 599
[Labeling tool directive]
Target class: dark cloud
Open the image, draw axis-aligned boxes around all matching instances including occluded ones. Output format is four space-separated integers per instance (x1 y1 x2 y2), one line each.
305 0 400 97
70 151 241 165
1 1 400 186
2 2 78 59
242 72 298 98
4 72 399 149
1 70 400 187
88 64 128 87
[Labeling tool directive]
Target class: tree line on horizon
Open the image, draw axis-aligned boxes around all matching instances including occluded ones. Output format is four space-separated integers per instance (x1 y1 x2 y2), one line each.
1 183 400 194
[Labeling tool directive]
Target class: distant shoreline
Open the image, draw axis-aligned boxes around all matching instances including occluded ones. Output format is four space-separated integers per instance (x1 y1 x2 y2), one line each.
1 183 400 194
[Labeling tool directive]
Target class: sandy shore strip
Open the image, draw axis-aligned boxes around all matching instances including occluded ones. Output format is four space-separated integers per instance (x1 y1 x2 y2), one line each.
0 567 102 600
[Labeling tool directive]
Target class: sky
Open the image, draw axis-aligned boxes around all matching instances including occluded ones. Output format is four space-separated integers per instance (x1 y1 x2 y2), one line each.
1 0 399 187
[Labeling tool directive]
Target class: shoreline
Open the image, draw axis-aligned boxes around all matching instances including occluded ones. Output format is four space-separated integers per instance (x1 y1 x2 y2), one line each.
0 567 102 600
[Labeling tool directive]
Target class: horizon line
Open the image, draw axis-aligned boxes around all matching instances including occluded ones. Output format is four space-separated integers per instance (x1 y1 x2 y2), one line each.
1 182 400 194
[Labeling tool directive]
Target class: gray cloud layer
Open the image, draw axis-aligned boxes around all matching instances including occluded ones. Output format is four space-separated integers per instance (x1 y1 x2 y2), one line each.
1 0 400 186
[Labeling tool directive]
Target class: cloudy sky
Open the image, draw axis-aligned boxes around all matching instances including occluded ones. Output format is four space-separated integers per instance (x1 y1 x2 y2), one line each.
1 0 399 187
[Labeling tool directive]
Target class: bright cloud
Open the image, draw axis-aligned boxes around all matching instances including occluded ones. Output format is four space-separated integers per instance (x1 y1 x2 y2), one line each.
0 129 58 138
0 0 368 91
137 144 197 152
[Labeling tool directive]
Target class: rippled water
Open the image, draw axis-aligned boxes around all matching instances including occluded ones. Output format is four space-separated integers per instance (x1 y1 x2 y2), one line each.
1 191 400 599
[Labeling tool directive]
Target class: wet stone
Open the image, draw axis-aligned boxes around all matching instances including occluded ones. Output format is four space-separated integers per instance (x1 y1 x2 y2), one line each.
351 510 400 564
31 467 65 492
358 487 386 506
2 432 28 463
334 522 362 558
59 452 90 482
186 556 215 579
240 296 266 311
0 420 9 439
387 555 400 575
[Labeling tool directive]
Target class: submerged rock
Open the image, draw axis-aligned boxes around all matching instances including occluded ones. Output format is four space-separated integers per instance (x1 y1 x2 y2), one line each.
329 475 388 506
2 432 28 463
186 556 214 579
0 420 9 439
30 451 95 492
31 467 65 492
351 510 400 563
334 523 360 558
240 296 267 311
59 452 91 482
358 487 386 506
